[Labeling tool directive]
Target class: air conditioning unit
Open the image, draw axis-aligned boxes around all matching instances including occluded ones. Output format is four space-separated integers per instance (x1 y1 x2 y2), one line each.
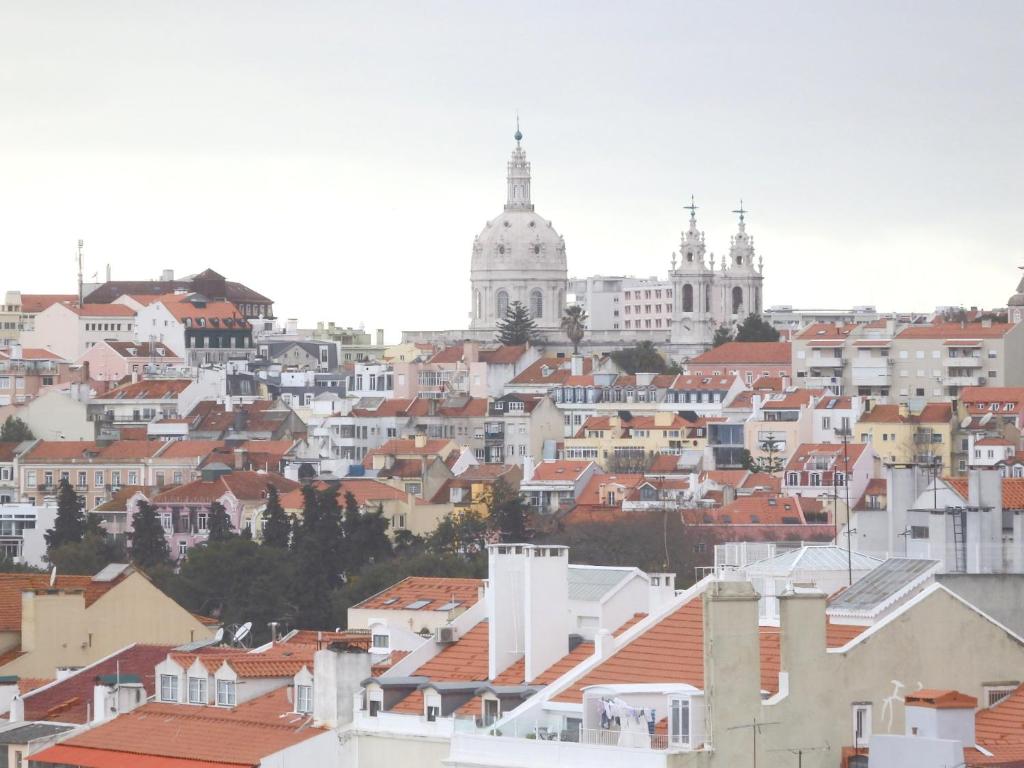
434 626 457 644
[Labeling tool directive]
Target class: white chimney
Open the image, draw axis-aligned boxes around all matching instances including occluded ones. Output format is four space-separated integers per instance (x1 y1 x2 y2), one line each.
904 690 977 748
8 694 23 722
286 318 298 335
570 354 583 377
522 455 535 483
594 629 615 659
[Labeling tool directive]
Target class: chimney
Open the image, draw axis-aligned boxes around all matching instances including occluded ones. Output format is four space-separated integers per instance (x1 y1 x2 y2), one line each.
522 455 535 483
570 354 583 377
161 269 174 282
967 468 1004 571
904 690 977 747
376 329 384 346
722 484 737 505
286 318 298 335
462 341 479 363
414 433 427 449
106 264 112 282
233 448 246 470
312 646 372 729
8 694 23 722
778 584 827 692
594 628 615 659
487 544 570 684
702 580 762 759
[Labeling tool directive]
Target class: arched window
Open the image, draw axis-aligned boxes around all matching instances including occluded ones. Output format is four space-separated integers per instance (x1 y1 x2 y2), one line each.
529 289 543 319
496 290 510 318
732 286 744 315
682 284 694 313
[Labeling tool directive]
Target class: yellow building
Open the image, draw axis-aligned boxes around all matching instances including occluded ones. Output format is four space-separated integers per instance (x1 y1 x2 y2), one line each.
856 402 955 471
0 565 215 679
563 412 704 470
434 464 523 518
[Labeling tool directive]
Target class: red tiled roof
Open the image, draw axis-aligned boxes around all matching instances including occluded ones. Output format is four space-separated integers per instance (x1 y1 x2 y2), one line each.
64 303 137 317
155 440 227 459
509 357 595 386
353 576 482 611
784 443 869 473
575 413 696 436
896 321 1014 340
688 342 791 365
22 644 174 723
796 323 857 340
683 495 814 525
156 293 250 327
574 474 646 507
31 744 238 768
0 572 127 633
361 438 456 468
528 460 593 483
94 379 191 401
103 341 182 359
37 687 321 767
411 621 490 681
0 442 19 462
0 347 67 361
946 477 1024 509
975 683 1024 762
761 390 817 410
668 374 738 391
151 472 298 504
18 294 77 314
279 479 409 510
859 403 953 424
479 345 528 365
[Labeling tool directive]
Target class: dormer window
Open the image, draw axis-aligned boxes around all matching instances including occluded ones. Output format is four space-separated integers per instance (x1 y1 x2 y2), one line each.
216 679 236 707
296 684 313 714
159 674 179 702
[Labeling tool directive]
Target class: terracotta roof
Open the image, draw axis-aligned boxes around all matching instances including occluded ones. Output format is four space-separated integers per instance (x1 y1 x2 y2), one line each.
509 357 595 386
64 303 137 317
38 687 321 767
0 347 67 361
279 479 409 510
0 442 19 463
103 341 181 359
795 323 857 340
156 293 250 326
688 342 791 365
905 689 978 709
410 621 490 682
667 374 738 391
683 495 814 525
946 477 1024 509
784 443 869 473
31 744 237 768
455 464 519 482
18 294 77 313
155 440 227 459
479 345 528 364
353 576 482 611
896 321 1014 340
962 387 1024 407
975 683 1024 761
0 572 127 633
224 657 311 678
574 474 646 507
151 472 297 504
21 644 174 724
94 379 191 401
976 437 1014 447
528 460 594 483
859 402 952 424
574 413 696 436
761 390 817 410
401 398 489 418
361 438 455 468
96 441 166 460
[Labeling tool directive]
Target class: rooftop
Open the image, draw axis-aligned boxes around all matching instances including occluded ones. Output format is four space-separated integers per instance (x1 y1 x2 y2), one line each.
352 576 483 612
688 341 791 365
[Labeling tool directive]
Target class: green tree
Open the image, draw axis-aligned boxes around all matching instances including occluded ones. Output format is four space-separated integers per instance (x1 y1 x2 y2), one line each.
291 485 345 628
130 500 171 569
341 493 392 574
610 341 669 374
393 529 425 556
45 477 87 550
734 313 781 343
261 485 291 549
427 509 490 556
495 301 539 346
167 537 295 645
206 501 235 543
486 478 531 543
743 433 786 475
47 527 126 575
560 305 588 354
712 325 734 347
0 416 34 442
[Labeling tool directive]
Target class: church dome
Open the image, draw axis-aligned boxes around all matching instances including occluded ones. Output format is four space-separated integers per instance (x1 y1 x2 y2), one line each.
471 209 566 273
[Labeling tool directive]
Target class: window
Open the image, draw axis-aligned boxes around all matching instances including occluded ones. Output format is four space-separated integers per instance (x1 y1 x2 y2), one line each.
529 289 543 319
426 704 440 722
372 633 389 649
484 698 500 726
910 525 929 539
852 703 872 746
188 676 207 704
296 684 313 714
159 674 179 702
496 290 510 318
178 541 188 557
669 696 690 746
821 417 831 431
216 679 236 707
985 685 1018 707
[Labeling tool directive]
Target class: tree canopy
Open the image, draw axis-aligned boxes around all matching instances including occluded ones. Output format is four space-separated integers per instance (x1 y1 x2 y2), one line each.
130 501 171 569
496 301 539 346
560 305 588 354
261 485 291 549
206 500 235 543
45 477 87 550
734 313 780 342
610 341 673 374
0 416 33 442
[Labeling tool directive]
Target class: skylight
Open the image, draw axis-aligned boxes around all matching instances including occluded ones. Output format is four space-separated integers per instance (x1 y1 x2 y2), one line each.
381 598 399 606
435 601 462 612
405 599 431 610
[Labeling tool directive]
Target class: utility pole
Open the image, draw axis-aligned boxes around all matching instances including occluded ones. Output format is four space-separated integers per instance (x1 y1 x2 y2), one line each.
76 239 85 306
727 718 780 768
834 424 854 584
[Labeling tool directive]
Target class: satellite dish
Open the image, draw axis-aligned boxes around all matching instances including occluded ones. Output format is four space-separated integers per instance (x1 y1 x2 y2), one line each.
960 416 973 429
233 621 252 645
49 566 57 587
213 627 224 644
980 413 993 426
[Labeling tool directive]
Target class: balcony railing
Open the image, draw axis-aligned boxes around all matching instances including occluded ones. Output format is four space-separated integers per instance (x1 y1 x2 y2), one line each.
944 356 982 368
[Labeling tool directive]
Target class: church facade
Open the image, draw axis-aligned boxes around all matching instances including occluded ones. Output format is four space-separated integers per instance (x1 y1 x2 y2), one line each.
461 129 765 353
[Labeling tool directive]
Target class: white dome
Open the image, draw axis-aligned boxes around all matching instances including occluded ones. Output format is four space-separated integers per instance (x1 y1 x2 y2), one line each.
471 209 566 274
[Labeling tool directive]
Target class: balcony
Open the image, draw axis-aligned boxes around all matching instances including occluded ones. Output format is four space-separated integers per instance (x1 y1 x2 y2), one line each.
807 355 845 368
944 356 982 368
943 375 983 387
449 732 674 768
802 376 843 393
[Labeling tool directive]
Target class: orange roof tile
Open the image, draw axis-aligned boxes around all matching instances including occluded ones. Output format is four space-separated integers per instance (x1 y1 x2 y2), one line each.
354 576 482 611
94 379 191 401
18 294 77 314
510 357 595 386
528 460 594 483
0 572 126 633
945 477 1024 509
411 621 490 681
896 321 1014 340
31 744 239 768
155 440 227 459
688 342 791 365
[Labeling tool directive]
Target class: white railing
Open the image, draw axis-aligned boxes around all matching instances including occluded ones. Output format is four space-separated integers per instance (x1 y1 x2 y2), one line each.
578 728 669 750
449 731 673 768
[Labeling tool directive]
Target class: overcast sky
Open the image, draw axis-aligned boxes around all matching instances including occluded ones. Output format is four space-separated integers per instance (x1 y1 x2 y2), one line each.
2 2 1021 341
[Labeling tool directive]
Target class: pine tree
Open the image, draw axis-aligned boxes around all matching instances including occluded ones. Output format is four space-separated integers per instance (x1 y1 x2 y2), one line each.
712 325 734 347
743 433 786 475
130 500 171 569
291 485 345 628
734 313 780 342
0 416 33 442
206 500 235 543
45 477 87 550
341 493 391 574
261 485 291 548
495 301 539 345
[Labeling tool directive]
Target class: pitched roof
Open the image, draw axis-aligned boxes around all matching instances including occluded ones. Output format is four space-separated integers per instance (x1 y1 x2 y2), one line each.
93 379 191 401
859 403 953 424
896 321 1015 340
795 323 857 340
976 683 1024 761
102 341 181 359
509 357 595 386
945 477 1024 509
278 479 410 510
688 341 791 365
63 303 137 317
18 294 77 313
683 495 815 525
154 440 227 459
405 621 491 684
528 460 594 483
352 576 482 611
34 687 322 767
784 442 869 473
0 570 129 633
667 374 738 391
827 558 940 615
20 644 174 723
0 442 19 463
155 293 250 327
151 472 298 504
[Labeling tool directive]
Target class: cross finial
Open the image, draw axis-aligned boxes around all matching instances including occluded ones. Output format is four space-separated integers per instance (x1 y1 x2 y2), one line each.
684 195 698 220
732 200 748 222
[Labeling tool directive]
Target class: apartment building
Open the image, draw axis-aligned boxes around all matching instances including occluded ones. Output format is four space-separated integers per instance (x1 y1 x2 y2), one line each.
0 347 82 406
782 441 876 506
743 388 818 463
684 340 791 384
856 402 955 470
484 394 562 465
563 412 702 469
134 292 255 366
77 340 184 382
0 292 77 346
87 378 192 440
20 301 137 361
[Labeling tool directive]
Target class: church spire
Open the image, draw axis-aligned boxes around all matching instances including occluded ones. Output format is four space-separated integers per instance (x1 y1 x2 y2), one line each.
676 194 707 271
505 120 533 211
728 200 757 271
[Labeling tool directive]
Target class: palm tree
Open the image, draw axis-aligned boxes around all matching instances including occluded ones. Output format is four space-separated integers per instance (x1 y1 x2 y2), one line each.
560 305 588 354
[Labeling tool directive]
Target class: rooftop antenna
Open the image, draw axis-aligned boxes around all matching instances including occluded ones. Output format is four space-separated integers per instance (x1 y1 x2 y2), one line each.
727 718 780 768
767 743 830 767
76 239 85 306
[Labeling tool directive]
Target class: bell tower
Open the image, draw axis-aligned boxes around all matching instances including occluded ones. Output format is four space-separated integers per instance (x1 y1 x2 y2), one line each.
719 201 764 321
670 196 716 345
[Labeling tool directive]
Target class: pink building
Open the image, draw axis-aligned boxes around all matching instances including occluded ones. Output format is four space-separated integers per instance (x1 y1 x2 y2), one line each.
685 341 792 385
77 340 184 383
0 346 83 406
392 343 537 399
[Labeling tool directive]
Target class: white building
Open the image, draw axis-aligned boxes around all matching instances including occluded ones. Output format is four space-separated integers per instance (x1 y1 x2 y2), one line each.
0 502 57 567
